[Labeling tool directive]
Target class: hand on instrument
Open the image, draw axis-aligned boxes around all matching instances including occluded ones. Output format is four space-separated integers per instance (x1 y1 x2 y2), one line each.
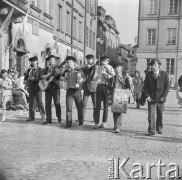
146 97 151 102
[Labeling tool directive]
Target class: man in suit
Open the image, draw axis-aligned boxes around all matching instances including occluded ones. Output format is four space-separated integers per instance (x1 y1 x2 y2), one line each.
143 59 169 136
24 56 46 122
42 55 62 125
82 54 98 122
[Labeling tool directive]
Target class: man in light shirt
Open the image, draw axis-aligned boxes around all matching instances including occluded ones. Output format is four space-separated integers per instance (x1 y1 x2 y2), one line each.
94 56 115 129
143 59 169 136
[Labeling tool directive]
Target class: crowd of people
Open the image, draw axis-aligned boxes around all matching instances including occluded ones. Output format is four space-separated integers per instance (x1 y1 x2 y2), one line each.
0 54 181 135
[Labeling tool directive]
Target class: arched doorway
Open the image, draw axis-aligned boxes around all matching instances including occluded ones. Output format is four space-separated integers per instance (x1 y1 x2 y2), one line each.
14 38 29 76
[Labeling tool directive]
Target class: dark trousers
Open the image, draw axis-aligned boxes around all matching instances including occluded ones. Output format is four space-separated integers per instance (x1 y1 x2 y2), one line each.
45 89 61 123
83 88 96 121
29 89 45 120
94 84 110 125
148 102 164 134
66 89 83 126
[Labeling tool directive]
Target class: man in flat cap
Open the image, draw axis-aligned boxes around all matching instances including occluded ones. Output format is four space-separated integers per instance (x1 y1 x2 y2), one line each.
93 56 115 129
24 55 46 122
60 55 84 128
82 54 98 123
143 59 169 136
41 55 62 125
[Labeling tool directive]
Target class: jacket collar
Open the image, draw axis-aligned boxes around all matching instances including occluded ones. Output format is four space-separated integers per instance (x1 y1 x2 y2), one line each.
151 70 162 80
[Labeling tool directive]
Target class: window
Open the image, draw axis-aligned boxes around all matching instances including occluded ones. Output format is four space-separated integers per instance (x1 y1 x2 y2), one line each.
92 32 95 50
44 0 50 14
169 0 178 14
89 29 92 48
73 17 77 38
148 0 158 14
167 28 176 44
85 26 88 47
146 58 155 70
58 5 62 30
166 58 175 74
66 11 71 35
79 21 82 42
147 29 156 45
32 0 40 7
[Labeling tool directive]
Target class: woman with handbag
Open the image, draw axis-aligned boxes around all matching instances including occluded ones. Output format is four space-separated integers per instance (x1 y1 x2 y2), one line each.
111 66 130 133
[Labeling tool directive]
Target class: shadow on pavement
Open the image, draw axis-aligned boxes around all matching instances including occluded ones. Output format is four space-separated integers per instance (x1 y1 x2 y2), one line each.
134 135 182 144
164 123 182 127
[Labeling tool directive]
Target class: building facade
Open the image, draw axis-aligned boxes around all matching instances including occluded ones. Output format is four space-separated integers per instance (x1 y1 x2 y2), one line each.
137 0 182 84
0 0 27 75
96 6 120 65
0 0 89 75
84 0 97 64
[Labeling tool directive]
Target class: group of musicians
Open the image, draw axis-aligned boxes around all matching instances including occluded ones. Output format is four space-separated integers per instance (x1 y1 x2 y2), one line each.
24 54 115 129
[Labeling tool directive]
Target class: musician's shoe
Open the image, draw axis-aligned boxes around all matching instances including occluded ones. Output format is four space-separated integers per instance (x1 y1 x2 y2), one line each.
26 119 34 122
99 123 105 128
146 132 155 136
1 116 7 122
41 114 46 121
58 118 62 123
114 129 121 133
42 121 52 125
65 124 72 128
93 124 99 129
79 121 83 126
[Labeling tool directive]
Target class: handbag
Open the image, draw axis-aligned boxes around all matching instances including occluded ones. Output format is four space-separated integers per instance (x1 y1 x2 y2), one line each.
111 89 129 113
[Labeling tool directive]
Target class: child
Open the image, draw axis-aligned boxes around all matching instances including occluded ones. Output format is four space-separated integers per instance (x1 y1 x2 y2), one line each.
0 69 12 122
60 56 84 128
111 66 130 133
93 56 115 129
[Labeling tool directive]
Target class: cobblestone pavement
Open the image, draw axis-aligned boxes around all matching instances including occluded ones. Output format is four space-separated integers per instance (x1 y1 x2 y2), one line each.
0 90 181 180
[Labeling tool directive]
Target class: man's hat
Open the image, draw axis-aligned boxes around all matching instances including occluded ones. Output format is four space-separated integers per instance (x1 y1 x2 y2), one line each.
66 55 76 62
150 59 161 66
46 55 56 61
29 55 38 62
86 54 94 59
100 55 110 62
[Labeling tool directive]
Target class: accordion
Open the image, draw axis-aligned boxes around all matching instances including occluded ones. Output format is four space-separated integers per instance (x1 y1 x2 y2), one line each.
65 71 82 89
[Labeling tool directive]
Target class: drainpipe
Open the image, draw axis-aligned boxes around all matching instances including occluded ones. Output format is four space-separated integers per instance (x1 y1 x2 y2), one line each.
175 0 181 86
83 0 87 65
71 0 73 54
156 0 161 59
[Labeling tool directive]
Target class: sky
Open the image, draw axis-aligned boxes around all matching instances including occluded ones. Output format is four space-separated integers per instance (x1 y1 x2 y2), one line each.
98 0 139 45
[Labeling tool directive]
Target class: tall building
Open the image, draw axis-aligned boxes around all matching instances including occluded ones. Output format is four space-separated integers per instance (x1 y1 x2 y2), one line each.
137 0 182 85
96 6 119 65
84 0 97 63
0 0 90 75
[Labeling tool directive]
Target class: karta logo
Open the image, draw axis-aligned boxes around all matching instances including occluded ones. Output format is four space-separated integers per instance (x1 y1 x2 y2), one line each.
108 158 181 179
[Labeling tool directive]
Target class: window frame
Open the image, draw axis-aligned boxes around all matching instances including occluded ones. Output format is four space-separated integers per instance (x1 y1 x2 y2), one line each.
147 29 156 45
66 11 71 35
167 28 176 45
58 5 62 30
169 0 178 14
166 58 175 74
148 0 158 15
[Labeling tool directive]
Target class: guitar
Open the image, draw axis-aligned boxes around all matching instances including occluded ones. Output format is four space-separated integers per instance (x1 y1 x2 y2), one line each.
38 60 67 91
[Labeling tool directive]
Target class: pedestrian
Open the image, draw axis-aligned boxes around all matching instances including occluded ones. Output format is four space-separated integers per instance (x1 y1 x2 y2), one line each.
177 75 182 108
0 69 12 122
126 71 132 104
93 56 115 129
132 70 143 109
170 78 174 88
60 55 84 128
82 54 98 123
111 65 130 133
24 55 46 122
143 59 169 136
42 55 62 125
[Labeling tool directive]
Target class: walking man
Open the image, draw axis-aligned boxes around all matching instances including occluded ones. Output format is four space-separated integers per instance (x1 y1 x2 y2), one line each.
143 59 169 136
82 54 98 122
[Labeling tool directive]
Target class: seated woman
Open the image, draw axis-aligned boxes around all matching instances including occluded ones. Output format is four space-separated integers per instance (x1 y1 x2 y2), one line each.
11 71 29 116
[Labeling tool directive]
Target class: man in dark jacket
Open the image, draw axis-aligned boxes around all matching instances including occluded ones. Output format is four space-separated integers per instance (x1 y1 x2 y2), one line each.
143 59 169 136
82 54 98 122
42 55 62 125
24 56 46 122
